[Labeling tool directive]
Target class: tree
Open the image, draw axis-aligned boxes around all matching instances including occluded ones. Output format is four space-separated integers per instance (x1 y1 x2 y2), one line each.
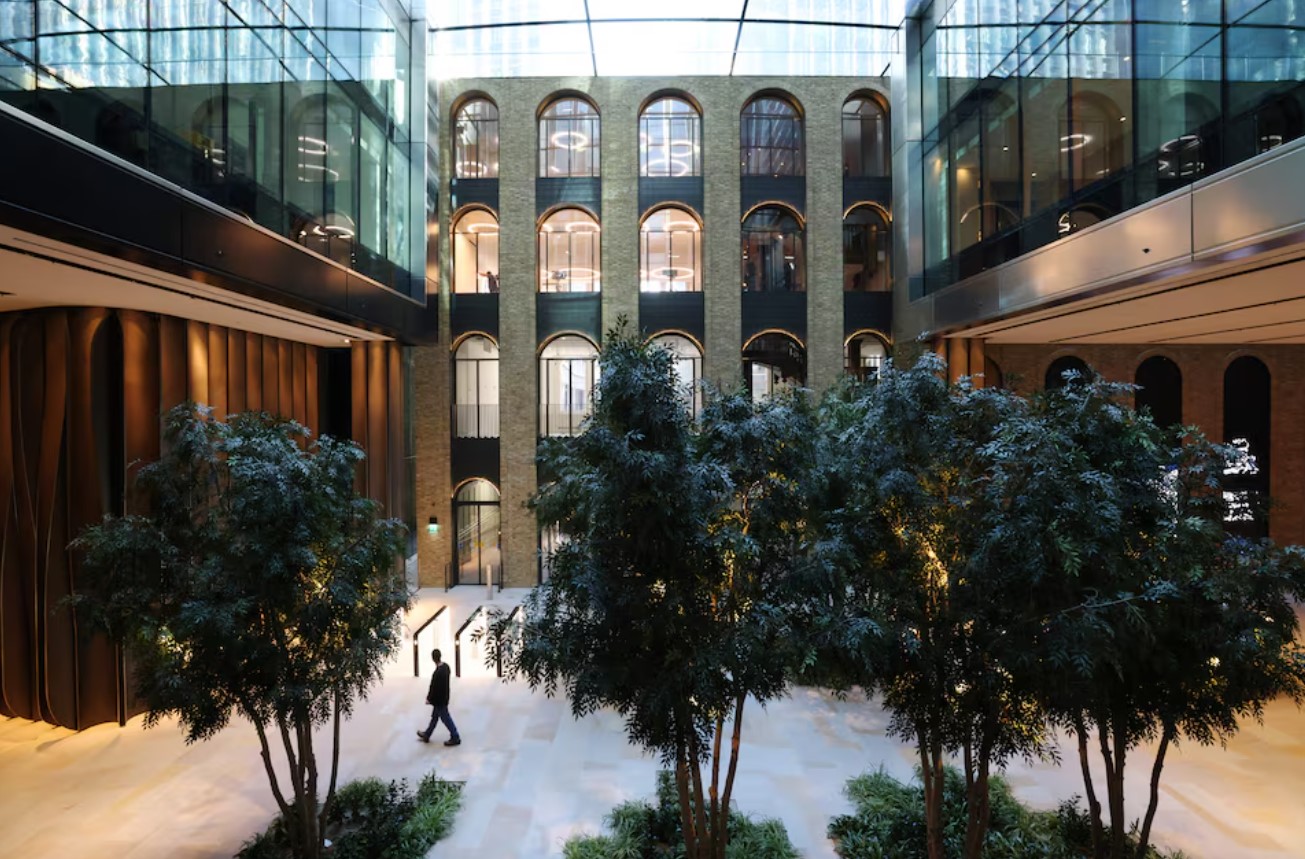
821 354 1049 859
73 407 409 859
489 327 820 859
989 377 1305 859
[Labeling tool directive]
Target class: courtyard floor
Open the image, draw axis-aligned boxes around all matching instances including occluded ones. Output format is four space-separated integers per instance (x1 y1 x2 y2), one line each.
1 587 1303 858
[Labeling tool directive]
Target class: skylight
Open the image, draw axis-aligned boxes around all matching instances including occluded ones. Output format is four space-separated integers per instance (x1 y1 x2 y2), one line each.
427 0 905 78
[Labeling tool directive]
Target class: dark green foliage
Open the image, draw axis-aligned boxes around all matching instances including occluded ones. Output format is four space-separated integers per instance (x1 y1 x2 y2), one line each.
73 406 410 859
490 322 822 859
563 771 798 859
238 773 463 859
828 769 1186 859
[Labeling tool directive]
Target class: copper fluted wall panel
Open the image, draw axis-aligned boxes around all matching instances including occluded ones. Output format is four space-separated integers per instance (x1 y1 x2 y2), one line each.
68 310 119 728
159 316 186 417
262 336 280 416
227 330 247 415
0 308 345 730
207 326 228 418
246 332 263 413
351 344 367 495
366 342 388 504
387 343 403 520
186 320 208 406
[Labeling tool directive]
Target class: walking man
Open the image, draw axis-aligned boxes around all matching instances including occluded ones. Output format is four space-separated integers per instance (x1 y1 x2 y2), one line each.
417 648 461 746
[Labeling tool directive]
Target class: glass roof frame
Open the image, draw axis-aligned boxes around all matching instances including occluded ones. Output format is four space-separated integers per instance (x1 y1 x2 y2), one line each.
428 1 906 78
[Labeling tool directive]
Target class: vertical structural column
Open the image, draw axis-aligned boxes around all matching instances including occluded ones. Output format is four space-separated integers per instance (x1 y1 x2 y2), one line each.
806 86 844 393
947 337 969 383
600 80 639 334
703 87 743 387
498 80 541 588
968 338 985 388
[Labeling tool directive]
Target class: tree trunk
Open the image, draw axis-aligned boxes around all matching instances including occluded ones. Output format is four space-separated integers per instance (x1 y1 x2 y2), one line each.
319 692 343 832
710 716 723 859
1074 720 1105 859
963 752 991 859
717 695 746 859
1135 727 1172 859
675 749 700 859
919 733 945 859
1096 710 1127 859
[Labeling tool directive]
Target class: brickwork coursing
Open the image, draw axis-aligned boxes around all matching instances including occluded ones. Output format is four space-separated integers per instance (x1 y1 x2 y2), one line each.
418 76 889 587
986 342 1305 547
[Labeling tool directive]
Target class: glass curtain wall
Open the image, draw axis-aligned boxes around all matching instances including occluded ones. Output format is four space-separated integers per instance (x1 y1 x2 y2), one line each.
0 0 419 293
915 0 1305 294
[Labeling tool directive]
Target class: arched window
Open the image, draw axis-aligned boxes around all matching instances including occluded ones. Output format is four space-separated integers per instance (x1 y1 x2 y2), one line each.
641 207 701 293
539 97 600 178
1134 356 1182 430
452 209 499 294
842 95 889 178
1045 355 1091 390
538 208 601 293
454 479 501 586
845 332 888 381
640 96 701 177
743 332 805 402
843 206 890 292
1223 356 1271 536
742 206 804 292
741 95 803 177
454 335 499 438
540 335 599 436
652 333 703 415
454 98 499 178
983 356 1004 390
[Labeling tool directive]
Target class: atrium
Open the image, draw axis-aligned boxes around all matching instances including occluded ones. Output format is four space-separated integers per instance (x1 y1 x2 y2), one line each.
1 1 1303 857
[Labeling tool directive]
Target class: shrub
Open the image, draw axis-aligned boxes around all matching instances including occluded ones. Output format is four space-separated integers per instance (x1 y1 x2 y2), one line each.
563 770 798 859
829 768 1188 859
236 772 462 859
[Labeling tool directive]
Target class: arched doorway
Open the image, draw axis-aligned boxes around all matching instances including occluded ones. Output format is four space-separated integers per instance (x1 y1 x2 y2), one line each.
453 479 501 586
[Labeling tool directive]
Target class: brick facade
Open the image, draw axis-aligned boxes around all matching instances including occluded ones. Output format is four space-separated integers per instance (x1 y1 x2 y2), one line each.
415 76 890 588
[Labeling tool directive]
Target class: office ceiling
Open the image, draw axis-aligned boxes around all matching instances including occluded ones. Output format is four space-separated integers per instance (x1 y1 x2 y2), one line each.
427 0 904 78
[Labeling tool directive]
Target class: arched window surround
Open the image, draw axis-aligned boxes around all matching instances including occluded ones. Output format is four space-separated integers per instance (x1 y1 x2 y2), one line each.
452 95 499 179
639 92 702 178
842 203 891 293
539 333 600 437
842 91 890 178
844 329 891 380
1045 354 1092 390
742 329 806 402
451 205 499 294
740 92 804 177
640 204 703 293
538 206 602 293
539 95 601 178
452 478 501 586
453 332 499 439
741 202 805 293
648 330 705 415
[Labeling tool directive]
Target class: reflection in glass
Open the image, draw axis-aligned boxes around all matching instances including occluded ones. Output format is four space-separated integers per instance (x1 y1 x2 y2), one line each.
741 95 803 176
539 97 600 177
640 207 701 293
454 479 501 586
453 209 499 293
538 208 601 293
742 206 804 292
540 335 599 437
744 333 805 403
454 336 500 439
454 98 499 178
640 96 701 177
842 95 889 177
845 332 888 380
843 206 890 292
651 334 703 415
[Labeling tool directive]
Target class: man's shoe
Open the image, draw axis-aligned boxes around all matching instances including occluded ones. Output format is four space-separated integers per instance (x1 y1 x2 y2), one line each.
444 737 461 747
416 731 430 743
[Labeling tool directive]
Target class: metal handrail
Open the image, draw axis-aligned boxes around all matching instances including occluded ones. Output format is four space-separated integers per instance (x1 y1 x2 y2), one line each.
412 605 447 677
453 605 485 677
497 605 523 678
